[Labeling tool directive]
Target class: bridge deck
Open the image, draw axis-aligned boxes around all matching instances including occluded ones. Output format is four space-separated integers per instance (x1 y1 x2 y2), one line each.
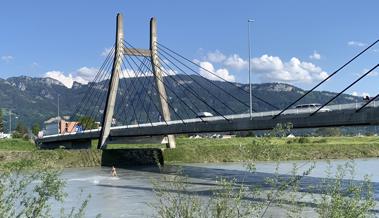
37 101 379 145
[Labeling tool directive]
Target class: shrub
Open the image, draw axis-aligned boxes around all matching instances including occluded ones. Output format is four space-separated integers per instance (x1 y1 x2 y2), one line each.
151 161 375 217
286 137 311 144
313 161 375 217
0 161 96 218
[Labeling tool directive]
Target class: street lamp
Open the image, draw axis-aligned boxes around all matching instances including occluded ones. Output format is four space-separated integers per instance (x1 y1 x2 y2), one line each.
57 94 60 118
57 94 60 133
248 19 254 119
9 109 11 134
8 109 18 134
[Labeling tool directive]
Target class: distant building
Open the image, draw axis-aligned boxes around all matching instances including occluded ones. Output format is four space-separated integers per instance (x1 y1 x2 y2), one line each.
43 116 80 135
0 132 11 139
44 116 61 135
59 120 80 134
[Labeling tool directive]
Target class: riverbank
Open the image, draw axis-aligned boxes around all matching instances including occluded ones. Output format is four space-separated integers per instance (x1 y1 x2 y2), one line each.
0 139 101 169
1 136 379 168
106 136 379 163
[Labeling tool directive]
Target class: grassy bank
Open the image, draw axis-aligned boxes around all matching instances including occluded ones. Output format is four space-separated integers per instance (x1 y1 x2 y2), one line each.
1 136 379 168
0 139 101 169
108 136 379 163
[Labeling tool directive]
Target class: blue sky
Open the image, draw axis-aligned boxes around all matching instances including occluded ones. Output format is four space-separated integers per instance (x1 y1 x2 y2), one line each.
0 0 378 96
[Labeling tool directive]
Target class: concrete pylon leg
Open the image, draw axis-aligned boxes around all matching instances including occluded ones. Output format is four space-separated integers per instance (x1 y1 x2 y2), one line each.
98 13 124 149
150 17 176 148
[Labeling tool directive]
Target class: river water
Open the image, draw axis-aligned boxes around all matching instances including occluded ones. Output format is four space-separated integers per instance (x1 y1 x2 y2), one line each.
58 158 379 217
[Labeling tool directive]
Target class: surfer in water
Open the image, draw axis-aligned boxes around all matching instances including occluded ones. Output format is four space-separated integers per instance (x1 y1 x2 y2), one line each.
111 166 117 177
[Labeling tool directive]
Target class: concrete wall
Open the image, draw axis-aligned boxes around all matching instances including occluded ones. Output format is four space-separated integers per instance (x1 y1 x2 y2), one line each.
101 148 164 167
38 139 92 149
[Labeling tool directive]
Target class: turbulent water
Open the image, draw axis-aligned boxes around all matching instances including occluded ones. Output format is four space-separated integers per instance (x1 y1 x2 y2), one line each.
57 158 379 217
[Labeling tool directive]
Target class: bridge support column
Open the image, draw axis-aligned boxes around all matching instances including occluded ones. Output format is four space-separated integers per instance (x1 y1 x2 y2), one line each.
98 13 124 149
150 17 176 148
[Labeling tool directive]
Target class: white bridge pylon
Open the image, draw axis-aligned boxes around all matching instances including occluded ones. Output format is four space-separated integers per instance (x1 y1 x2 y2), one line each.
98 13 176 149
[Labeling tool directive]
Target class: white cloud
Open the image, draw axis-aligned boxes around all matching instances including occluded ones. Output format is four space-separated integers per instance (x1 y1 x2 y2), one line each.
198 61 235 82
356 68 379 77
45 63 177 88
197 49 328 85
352 91 370 97
45 71 80 88
44 67 99 88
77 67 99 81
101 47 113 56
120 69 138 78
224 54 248 70
348 41 367 47
251 54 328 84
362 92 370 97
309 51 321 60
120 69 153 78
206 50 226 63
1 55 14 62
360 68 378 77
119 68 177 78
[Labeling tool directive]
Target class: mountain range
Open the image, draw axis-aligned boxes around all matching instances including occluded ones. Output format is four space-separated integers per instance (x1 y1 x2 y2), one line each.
0 75 360 131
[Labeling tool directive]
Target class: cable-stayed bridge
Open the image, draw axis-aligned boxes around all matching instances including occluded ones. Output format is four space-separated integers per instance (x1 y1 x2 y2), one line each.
36 13 379 149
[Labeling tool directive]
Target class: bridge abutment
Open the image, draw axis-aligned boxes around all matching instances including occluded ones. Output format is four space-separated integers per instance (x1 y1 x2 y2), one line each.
101 148 164 167
38 139 92 149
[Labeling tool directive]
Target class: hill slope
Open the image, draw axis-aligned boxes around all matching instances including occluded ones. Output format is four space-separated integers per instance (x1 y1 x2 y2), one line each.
0 75 360 129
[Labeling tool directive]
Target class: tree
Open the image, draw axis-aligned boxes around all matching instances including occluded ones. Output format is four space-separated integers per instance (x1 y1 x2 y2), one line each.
78 116 97 130
12 122 29 140
31 123 41 136
270 122 293 137
0 109 3 133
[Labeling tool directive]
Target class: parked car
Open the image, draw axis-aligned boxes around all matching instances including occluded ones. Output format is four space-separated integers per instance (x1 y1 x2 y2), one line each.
196 112 214 118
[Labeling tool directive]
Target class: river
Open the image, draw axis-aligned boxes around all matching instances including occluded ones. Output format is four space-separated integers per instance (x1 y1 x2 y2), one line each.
58 158 379 217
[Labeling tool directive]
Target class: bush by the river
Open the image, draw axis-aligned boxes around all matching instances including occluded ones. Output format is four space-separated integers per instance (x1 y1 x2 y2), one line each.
0 161 98 218
151 160 376 217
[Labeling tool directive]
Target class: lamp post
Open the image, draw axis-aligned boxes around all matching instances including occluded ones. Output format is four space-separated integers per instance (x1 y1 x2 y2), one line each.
248 19 254 119
57 94 60 118
57 94 60 133
9 109 11 134
8 109 18 134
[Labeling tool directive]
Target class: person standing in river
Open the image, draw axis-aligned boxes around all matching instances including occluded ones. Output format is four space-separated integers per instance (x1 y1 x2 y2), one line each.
111 166 117 177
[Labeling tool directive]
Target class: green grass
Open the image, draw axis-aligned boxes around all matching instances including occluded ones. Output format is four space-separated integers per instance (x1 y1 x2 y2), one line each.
1 136 379 167
0 139 37 151
0 139 102 169
104 136 379 163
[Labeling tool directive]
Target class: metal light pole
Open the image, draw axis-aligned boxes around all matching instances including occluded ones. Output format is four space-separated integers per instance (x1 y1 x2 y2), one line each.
57 94 60 134
57 94 60 118
9 109 11 134
248 19 254 118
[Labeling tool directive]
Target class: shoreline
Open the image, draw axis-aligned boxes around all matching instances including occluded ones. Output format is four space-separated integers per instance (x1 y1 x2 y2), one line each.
0 136 379 169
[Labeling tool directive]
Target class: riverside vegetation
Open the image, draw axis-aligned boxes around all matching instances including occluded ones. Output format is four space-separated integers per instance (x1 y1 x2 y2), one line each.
0 161 99 218
1 135 379 169
151 160 376 217
1 157 375 217
0 129 377 217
